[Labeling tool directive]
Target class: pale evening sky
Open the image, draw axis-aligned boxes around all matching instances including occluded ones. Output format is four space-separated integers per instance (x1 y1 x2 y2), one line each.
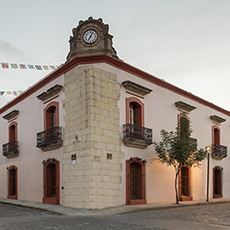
0 0 229 110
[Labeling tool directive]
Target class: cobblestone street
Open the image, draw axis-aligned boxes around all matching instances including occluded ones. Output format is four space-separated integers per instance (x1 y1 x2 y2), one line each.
1 202 230 229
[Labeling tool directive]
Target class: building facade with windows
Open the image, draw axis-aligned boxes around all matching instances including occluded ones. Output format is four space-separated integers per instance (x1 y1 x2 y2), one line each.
0 17 229 209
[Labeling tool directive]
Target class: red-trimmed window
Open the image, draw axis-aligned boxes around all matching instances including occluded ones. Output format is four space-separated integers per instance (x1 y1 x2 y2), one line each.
9 122 17 143
178 114 190 139
126 97 144 127
178 114 192 201
212 126 220 145
44 102 59 130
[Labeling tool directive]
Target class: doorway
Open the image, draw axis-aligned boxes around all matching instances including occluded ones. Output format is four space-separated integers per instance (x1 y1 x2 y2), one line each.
126 158 146 205
213 166 223 198
8 165 18 199
43 159 60 204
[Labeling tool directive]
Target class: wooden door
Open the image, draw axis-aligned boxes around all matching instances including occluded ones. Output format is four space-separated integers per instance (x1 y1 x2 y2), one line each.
8 166 17 199
213 167 222 198
126 158 146 205
130 162 142 199
43 159 60 204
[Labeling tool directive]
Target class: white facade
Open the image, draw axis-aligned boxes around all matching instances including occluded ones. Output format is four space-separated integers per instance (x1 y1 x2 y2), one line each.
0 76 65 203
0 17 229 209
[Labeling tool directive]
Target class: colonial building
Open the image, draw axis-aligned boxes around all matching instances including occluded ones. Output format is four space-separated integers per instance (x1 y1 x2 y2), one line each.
0 17 229 209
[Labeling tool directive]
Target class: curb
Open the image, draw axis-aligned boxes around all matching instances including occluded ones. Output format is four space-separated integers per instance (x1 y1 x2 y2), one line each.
0 200 63 215
1 199 230 216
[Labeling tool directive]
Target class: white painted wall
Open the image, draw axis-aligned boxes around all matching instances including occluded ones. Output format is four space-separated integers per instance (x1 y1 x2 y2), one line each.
93 62 230 204
0 61 229 207
0 76 65 203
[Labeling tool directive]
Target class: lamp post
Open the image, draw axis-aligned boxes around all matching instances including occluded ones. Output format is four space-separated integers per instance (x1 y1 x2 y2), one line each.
206 146 212 202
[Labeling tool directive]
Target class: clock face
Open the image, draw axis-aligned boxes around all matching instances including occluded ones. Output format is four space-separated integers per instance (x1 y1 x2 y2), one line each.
83 29 98 44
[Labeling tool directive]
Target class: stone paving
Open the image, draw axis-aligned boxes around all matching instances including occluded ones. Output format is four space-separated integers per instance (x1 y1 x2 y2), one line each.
1 202 230 229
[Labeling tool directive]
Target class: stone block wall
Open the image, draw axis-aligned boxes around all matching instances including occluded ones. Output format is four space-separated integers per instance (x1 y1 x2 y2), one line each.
63 65 123 209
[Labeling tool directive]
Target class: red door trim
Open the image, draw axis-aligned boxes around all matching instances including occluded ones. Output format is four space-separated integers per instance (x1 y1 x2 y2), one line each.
213 166 223 198
7 165 18 199
179 167 192 201
43 158 60 205
126 157 146 205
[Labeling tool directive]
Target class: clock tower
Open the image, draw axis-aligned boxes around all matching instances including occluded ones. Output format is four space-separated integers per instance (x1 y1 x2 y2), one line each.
66 17 119 61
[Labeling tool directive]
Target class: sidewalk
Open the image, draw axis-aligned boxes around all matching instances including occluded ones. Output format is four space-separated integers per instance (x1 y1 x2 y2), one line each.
0 198 229 216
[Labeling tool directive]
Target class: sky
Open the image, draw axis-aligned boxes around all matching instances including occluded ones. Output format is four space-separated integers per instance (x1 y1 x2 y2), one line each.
0 0 230 110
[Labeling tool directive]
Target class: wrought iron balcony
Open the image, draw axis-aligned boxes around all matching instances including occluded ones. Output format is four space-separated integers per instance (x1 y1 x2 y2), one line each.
212 144 227 160
122 123 153 149
3 141 19 158
37 126 63 151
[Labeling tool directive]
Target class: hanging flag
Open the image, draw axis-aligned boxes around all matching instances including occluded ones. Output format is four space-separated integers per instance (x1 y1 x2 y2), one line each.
11 63 18 69
1 61 58 70
49 65 55 69
27 64 35 69
35 65 42 70
0 90 23 96
1 63 9 69
19 64 27 69
43 65 49 70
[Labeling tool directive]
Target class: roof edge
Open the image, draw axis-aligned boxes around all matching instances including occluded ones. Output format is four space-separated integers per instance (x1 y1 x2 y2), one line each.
0 55 229 116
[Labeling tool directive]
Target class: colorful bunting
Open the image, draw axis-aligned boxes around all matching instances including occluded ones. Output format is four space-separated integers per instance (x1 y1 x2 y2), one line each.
19 64 27 69
28 64 35 69
11 63 18 68
35 65 42 70
42 65 49 70
1 63 9 69
0 91 23 96
0 62 58 70
49 65 55 69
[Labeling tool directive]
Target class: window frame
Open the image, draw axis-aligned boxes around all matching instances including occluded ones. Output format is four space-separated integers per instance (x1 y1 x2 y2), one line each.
126 97 144 127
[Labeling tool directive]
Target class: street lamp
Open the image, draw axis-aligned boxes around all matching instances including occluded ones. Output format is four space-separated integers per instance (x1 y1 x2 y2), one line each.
206 146 212 202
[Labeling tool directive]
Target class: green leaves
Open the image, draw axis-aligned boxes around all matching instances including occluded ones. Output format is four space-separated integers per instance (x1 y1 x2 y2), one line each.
154 126 206 169
154 121 206 204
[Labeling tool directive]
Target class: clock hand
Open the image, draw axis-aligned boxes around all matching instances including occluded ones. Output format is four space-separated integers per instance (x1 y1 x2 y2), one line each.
88 31 93 41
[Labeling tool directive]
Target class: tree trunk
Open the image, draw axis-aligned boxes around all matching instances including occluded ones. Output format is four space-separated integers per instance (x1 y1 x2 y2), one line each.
175 166 180 204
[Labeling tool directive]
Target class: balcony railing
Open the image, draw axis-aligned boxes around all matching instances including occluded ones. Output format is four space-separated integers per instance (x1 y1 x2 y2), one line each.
122 123 152 148
3 141 19 158
212 144 227 160
37 126 63 151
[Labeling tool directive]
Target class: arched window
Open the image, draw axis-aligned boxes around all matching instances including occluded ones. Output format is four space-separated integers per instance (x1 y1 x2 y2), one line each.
213 127 220 145
213 166 223 198
126 97 144 127
44 102 59 130
9 122 17 143
130 102 142 126
46 106 56 129
179 116 189 140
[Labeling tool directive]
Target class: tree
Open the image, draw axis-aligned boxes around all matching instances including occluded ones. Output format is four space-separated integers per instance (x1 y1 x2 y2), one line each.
154 116 206 204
